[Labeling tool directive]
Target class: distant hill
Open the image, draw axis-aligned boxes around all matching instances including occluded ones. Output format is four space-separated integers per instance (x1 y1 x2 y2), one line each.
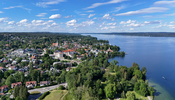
81 32 175 37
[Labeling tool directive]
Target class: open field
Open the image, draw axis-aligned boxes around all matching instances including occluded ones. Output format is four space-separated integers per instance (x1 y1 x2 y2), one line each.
43 90 67 100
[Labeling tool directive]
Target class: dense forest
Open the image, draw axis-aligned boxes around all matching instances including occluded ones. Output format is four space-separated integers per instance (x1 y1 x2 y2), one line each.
66 54 154 100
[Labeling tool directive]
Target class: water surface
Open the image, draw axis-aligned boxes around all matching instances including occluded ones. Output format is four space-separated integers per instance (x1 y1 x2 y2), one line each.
83 34 175 100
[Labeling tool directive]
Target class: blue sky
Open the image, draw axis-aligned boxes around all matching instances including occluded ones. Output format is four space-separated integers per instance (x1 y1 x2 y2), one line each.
0 0 175 33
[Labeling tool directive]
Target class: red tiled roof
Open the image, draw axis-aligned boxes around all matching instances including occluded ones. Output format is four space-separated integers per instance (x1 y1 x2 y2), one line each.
31 56 35 59
11 82 22 88
0 85 9 90
0 67 3 70
9 66 16 69
26 81 36 86
62 49 74 52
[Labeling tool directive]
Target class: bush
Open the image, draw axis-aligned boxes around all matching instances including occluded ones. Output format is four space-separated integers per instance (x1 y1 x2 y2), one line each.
8 89 13 94
58 85 65 90
30 91 41 95
38 91 50 100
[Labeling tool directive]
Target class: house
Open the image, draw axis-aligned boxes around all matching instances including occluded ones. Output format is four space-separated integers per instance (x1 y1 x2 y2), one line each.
18 68 25 72
62 49 75 56
31 56 35 59
52 42 58 47
54 51 63 58
66 67 71 71
12 60 17 65
76 55 84 60
21 59 29 62
25 71 29 77
6 64 11 68
8 66 17 70
40 81 50 86
106 47 113 53
11 82 22 88
0 85 9 93
26 81 37 88
0 67 6 73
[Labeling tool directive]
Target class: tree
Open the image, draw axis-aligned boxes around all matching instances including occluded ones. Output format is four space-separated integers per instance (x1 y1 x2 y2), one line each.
17 57 22 63
73 54 77 59
121 91 126 98
0 70 4 79
139 82 148 96
134 82 140 91
13 86 20 98
4 71 10 78
126 91 135 100
5 75 15 87
148 86 155 96
104 83 117 99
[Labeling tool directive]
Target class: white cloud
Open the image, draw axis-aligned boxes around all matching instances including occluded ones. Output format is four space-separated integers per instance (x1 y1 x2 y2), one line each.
82 20 95 26
3 5 22 9
32 20 44 24
8 21 15 25
18 19 28 23
120 21 126 24
36 13 47 17
64 15 72 18
0 18 8 23
36 0 66 8
51 22 58 26
0 11 3 13
16 19 28 26
107 22 116 25
127 23 142 27
120 20 136 24
101 26 116 30
49 14 61 19
130 28 134 30
84 0 127 9
87 10 94 12
144 20 161 24
88 14 95 18
50 9 59 11
115 5 125 11
102 14 111 19
3 5 31 12
127 20 136 23
115 7 169 16
170 21 174 24
154 0 175 5
66 19 77 26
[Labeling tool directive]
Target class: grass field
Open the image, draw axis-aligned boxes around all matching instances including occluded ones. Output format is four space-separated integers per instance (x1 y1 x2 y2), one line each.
30 91 41 95
120 91 148 100
63 91 74 100
43 90 67 100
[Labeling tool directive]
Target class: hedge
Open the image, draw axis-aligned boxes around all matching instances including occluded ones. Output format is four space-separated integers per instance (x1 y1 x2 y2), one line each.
38 91 50 100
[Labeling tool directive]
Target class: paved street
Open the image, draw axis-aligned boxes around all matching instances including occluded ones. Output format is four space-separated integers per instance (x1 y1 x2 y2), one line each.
26 83 67 100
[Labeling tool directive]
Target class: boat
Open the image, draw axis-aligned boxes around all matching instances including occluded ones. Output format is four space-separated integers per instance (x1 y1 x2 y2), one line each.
162 77 165 79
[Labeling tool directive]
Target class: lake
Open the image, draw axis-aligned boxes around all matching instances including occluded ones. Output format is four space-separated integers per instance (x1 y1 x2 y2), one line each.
82 34 175 100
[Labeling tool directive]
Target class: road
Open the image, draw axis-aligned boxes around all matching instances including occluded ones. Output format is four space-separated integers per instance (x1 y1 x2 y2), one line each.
26 83 67 100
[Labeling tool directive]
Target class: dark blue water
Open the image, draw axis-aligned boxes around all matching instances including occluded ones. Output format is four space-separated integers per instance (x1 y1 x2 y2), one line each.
82 34 175 100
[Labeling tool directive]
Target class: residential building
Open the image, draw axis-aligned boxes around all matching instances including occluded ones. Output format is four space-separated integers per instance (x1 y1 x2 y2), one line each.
26 81 37 88
66 67 71 71
0 85 9 93
77 55 84 60
11 82 22 88
40 81 50 86
8 66 17 70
